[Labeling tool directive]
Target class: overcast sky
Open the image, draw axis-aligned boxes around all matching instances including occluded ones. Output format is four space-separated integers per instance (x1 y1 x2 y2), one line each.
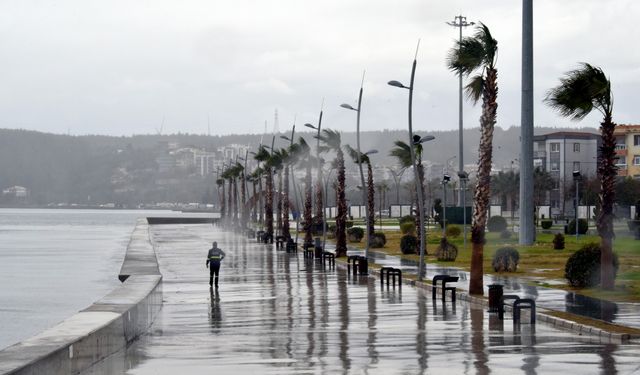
0 0 638 136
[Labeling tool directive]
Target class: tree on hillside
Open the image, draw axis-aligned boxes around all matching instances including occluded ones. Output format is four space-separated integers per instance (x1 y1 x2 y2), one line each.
447 22 499 295
545 63 617 289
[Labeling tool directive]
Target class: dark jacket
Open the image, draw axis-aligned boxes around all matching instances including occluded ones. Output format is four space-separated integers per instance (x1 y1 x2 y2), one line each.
206 247 226 266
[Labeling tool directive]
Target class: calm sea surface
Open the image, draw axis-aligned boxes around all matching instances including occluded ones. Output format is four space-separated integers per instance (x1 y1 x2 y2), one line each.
0 209 168 350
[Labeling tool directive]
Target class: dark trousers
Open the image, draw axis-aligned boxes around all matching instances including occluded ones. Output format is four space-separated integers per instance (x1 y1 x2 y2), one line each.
209 263 221 287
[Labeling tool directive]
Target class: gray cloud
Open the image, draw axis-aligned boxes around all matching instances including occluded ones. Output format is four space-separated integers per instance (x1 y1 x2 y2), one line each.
0 0 637 136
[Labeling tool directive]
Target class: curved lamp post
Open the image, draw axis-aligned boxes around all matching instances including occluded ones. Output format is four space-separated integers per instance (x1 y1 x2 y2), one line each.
388 58 429 281
341 84 375 260
305 116 325 250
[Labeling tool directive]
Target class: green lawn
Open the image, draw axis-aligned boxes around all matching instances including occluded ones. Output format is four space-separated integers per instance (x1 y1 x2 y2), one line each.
340 220 640 303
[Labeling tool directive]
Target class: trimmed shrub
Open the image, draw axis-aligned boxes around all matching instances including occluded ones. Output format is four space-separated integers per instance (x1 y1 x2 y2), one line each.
400 221 416 235
541 220 553 229
370 232 387 248
492 247 520 272
436 238 458 261
565 243 619 288
567 218 588 235
446 224 462 238
487 216 507 232
399 215 416 225
400 234 418 254
553 233 564 250
347 227 364 242
345 220 354 229
500 230 512 240
553 233 565 250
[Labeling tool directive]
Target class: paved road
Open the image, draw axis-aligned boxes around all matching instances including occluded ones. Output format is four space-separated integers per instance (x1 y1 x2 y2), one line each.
87 224 640 374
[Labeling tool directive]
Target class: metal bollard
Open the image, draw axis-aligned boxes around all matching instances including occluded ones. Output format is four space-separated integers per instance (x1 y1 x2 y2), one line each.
488 284 504 313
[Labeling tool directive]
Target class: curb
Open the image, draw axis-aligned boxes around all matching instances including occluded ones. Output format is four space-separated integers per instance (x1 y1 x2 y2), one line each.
333 259 634 344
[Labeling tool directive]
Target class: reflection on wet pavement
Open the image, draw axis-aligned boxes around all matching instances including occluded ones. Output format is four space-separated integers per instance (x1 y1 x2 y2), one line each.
365 251 640 328
86 225 640 374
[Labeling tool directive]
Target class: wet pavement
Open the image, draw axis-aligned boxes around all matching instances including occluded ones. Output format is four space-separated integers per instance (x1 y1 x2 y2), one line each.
359 251 640 329
88 224 640 374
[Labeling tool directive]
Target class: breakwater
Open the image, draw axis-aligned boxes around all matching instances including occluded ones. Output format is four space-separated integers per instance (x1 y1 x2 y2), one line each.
0 218 162 375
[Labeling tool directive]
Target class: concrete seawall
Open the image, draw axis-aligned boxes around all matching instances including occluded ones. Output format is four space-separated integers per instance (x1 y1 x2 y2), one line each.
0 218 162 375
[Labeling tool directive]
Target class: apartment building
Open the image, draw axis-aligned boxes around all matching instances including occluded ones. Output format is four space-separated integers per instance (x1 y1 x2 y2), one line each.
614 124 640 178
533 131 600 209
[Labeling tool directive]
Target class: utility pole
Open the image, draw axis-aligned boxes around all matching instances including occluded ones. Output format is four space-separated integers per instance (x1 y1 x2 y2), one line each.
447 14 474 207
519 0 535 245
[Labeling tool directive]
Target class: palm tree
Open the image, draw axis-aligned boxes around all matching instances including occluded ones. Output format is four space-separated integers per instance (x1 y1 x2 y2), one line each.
545 63 617 290
292 138 313 245
270 150 286 236
281 144 300 240
346 145 375 239
216 176 226 219
318 129 347 257
249 167 263 223
447 22 498 295
390 140 426 248
254 146 274 240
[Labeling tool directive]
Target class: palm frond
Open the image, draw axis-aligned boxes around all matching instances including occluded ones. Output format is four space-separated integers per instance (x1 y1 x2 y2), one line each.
544 63 612 120
465 74 484 104
476 22 497 67
253 145 270 162
344 144 370 164
389 140 412 168
317 129 342 151
447 38 485 76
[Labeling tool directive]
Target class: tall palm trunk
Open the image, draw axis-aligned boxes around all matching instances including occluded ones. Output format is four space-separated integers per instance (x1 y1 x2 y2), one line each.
283 166 291 239
265 167 274 238
277 170 283 235
251 180 258 222
220 184 226 218
258 176 264 226
240 173 247 228
598 113 616 289
227 179 233 222
366 162 375 238
304 162 313 244
315 179 323 229
417 162 426 253
335 149 347 257
233 177 238 226
470 67 498 295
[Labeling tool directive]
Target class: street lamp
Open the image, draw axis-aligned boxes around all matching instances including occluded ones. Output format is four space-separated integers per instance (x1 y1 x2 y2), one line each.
458 171 469 250
447 14 474 207
305 110 325 250
573 170 581 242
341 82 375 261
388 52 429 280
442 174 451 237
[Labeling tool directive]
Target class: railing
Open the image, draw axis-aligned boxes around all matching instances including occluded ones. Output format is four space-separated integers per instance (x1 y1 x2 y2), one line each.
615 144 627 150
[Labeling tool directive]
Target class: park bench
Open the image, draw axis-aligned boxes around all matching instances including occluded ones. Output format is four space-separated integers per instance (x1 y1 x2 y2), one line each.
380 267 402 288
322 251 335 269
275 235 286 249
286 239 297 253
498 294 536 324
347 255 368 276
432 274 459 302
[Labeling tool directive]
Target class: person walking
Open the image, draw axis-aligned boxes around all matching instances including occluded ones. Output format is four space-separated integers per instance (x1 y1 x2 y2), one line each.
206 241 226 288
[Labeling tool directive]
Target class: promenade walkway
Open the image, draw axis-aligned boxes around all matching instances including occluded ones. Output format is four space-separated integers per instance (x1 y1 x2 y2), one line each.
87 224 640 374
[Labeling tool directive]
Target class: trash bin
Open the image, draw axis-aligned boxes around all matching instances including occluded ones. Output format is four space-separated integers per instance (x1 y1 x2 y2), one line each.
358 256 368 275
488 284 503 313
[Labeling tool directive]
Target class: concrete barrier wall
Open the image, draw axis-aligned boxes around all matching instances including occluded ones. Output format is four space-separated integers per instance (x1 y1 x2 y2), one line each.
0 218 162 375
